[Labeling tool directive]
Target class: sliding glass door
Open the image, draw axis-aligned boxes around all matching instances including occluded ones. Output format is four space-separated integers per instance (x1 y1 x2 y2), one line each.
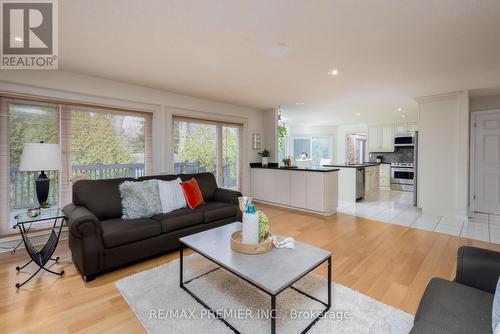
173 117 242 190
0 96 153 233
222 125 240 190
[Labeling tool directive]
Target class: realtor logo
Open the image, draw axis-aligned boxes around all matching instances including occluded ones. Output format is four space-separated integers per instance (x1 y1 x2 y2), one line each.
1 0 58 69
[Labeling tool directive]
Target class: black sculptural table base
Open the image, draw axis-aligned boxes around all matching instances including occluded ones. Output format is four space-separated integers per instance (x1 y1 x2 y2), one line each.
14 216 65 289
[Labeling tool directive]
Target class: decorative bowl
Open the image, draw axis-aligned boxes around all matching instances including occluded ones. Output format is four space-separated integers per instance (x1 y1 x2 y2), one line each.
26 207 41 218
230 231 273 255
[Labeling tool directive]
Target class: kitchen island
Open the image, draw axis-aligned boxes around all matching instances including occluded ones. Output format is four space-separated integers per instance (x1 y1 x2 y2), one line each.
250 165 339 215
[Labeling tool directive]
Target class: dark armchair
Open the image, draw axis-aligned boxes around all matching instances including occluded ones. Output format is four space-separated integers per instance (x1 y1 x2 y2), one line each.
410 246 500 334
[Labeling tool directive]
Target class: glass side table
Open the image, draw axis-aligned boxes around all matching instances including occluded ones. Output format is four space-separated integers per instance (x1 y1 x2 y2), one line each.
14 208 66 289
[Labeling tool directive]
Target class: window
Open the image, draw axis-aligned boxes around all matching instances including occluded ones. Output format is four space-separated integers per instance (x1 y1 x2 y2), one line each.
9 102 60 210
69 106 149 180
173 117 242 190
0 96 152 233
292 136 332 166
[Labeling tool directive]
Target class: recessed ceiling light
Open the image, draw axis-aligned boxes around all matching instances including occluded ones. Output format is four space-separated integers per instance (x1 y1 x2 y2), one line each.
14 36 23 42
295 102 305 105
328 69 340 76
355 113 361 116
401 114 407 118
397 107 402 112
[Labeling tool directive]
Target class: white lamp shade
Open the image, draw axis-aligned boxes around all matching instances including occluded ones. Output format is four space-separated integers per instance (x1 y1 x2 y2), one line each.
18 143 62 171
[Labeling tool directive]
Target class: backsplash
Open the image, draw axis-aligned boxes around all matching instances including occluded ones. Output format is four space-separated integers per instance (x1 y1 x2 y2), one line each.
369 147 414 163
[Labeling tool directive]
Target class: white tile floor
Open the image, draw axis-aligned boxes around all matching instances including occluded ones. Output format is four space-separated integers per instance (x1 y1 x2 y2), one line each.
337 190 500 244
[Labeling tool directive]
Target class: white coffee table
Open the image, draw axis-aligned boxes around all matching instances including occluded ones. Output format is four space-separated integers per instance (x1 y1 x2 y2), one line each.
179 222 332 334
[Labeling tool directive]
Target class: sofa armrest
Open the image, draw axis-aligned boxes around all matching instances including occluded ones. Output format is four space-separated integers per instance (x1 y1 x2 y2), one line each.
213 188 242 205
454 246 500 293
63 203 102 239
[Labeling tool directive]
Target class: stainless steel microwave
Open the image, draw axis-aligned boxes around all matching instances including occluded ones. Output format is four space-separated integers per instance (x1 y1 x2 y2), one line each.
394 133 415 147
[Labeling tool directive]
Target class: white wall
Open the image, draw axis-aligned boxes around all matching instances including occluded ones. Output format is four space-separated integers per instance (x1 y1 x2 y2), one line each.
0 70 266 195
470 94 500 112
262 108 278 162
416 91 469 219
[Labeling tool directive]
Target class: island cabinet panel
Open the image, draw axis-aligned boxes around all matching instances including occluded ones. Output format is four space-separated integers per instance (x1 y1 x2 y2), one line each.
289 171 307 208
250 168 339 216
251 168 265 200
275 170 290 205
306 172 326 212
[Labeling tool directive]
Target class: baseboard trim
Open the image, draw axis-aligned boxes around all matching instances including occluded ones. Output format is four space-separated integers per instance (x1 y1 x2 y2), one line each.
0 228 68 254
252 200 337 216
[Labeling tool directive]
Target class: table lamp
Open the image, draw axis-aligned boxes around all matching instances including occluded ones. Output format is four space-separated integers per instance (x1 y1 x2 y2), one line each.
18 143 62 208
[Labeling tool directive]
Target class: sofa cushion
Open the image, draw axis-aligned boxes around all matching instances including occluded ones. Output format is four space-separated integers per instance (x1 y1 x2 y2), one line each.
73 177 134 220
178 173 218 201
101 218 162 248
201 201 238 223
412 278 493 334
151 207 204 233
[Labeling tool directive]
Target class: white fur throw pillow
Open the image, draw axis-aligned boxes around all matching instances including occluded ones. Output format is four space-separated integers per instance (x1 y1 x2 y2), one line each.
119 180 162 219
158 178 187 213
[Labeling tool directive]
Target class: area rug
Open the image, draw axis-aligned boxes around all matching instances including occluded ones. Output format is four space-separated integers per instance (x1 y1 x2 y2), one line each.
115 254 413 334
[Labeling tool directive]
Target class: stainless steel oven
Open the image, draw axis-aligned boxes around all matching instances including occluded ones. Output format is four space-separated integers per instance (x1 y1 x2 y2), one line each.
390 162 414 192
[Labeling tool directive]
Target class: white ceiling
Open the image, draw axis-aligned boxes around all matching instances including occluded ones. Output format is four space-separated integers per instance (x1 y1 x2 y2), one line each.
59 0 500 125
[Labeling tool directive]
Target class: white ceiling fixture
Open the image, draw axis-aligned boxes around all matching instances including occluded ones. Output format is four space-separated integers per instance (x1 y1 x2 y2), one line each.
328 69 340 76
355 113 361 116
295 102 305 105
397 107 403 112
401 114 407 118
51 1 500 125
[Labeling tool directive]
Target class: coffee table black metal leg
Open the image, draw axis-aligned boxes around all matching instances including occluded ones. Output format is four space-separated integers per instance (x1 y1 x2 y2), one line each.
328 256 331 307
179 246 184 288
271 294 277 334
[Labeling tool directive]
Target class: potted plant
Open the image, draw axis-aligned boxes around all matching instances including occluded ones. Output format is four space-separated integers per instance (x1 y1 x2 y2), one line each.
259 149 270 166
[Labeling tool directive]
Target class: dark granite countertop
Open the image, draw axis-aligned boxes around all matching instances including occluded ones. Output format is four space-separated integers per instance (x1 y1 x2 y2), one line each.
249 163 339 172
322 163 382 168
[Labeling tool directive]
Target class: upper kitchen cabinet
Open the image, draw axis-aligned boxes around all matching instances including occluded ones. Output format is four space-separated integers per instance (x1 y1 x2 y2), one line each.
395 122 419 133
368 122 418 152
368 125 394 152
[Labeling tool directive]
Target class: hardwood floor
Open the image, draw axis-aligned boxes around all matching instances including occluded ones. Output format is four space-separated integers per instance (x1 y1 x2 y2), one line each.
1 204 500 333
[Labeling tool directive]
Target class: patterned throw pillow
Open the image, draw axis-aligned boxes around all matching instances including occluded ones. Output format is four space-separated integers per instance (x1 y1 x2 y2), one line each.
158 178 187 213
119 180 162 219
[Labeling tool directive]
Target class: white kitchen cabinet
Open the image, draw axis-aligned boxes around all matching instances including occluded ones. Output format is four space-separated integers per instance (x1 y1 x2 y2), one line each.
364 166 380 194
306 173 325 212
368 125 395 152
251 168 265 199
289 171 306 208
395 123 409 133
379 164 391 191
381 126 394 152
395 122 419 134
251 168 339 215
275 170 290 205
368 127 380 152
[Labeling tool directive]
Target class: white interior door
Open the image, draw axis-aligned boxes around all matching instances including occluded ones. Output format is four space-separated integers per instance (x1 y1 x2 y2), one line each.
475 111 500 214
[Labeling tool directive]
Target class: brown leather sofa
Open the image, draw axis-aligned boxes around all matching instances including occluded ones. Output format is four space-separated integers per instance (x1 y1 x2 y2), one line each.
63 173 242 282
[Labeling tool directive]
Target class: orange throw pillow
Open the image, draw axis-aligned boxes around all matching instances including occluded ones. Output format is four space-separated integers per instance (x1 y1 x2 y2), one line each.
179 178 205 209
